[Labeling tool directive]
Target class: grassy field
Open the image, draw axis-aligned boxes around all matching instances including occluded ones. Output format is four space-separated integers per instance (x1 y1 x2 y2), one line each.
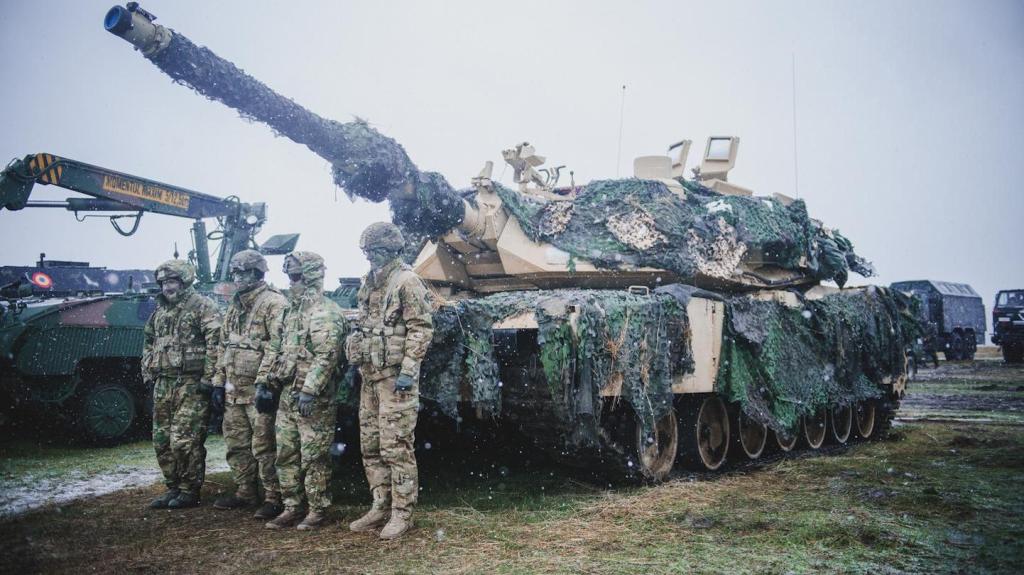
1 362 1022 574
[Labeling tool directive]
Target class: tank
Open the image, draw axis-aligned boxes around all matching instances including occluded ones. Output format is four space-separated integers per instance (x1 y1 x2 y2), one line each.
104 3 912 480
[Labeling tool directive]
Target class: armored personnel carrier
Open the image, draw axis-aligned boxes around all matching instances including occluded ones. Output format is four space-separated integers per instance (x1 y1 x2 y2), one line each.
104 3 912 480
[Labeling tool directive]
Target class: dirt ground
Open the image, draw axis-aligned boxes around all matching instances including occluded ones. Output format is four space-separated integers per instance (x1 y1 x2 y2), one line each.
1 358 1022 574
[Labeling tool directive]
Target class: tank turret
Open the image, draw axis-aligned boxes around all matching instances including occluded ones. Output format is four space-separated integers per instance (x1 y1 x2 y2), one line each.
105 3 872 296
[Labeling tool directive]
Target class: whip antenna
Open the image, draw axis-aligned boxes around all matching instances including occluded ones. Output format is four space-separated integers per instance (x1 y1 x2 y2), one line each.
791 53 800 198
616 84 626 177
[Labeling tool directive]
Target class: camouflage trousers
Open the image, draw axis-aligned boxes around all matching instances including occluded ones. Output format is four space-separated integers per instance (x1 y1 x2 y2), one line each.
223 400 280 502
152 375 211 494
276 392 334 512
358 368 419 513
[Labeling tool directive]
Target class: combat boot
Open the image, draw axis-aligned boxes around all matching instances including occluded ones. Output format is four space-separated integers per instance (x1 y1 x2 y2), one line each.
253 499 284 520
379 510 413 540
349 508 390 532
264 507 305 530
296 510 327 531
213 493 257 510
149 489 180 509
167 491 201 509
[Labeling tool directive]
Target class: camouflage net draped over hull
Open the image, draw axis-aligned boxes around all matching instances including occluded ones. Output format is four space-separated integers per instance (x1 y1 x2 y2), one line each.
718 287 914 433
147 32 464 240
419 290 692 446
495 180 873 287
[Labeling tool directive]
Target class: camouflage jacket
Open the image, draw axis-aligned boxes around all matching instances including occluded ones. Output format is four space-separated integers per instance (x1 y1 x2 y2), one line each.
142 287 222 382
347 259 434 382
213 282 287 403
273 254 348 398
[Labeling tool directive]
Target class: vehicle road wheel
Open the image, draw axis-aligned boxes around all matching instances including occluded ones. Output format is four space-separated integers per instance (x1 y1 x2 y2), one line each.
854 401 876 439
774 425 799 452
680 396 730 471
829 404 853 444
80 383 137 443
802 407 827 449
633 407 679 482
733 409 767 460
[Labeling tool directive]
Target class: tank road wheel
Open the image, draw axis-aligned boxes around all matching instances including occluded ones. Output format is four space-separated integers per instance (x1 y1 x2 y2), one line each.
854 401 876 439
80 383 137 443
733 409 768 460
774 425 799 452
802 407 827 449
634 407 679 482
829 404 853 444
680 396 730 471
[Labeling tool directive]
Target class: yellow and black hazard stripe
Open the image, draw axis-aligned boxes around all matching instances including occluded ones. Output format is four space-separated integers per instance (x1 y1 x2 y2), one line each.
28 153 64 185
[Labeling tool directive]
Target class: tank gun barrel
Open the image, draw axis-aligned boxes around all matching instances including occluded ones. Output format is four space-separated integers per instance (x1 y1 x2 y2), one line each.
103 3 465 241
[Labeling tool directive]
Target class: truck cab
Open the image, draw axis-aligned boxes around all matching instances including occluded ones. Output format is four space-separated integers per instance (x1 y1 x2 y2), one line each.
992 289 1024 363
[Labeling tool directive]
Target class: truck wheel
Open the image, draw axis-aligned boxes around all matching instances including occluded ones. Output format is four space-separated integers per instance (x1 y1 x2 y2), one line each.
1004 344 1024 364
963 331 977 361
945 334 962 361
79 383 137 443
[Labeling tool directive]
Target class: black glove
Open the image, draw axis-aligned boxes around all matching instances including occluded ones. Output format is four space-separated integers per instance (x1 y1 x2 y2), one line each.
255 384 277 415
395 373 414 393
297 391 315 417
196 380 214 397
211 386 226 413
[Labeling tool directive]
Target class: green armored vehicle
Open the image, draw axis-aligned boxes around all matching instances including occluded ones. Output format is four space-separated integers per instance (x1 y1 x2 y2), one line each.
105 3 913 480
0 152 298 442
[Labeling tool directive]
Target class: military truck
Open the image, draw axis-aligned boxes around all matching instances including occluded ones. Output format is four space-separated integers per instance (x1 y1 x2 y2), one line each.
992 289 1024 363
890 280 985 361
0 152 297 442
105 3 912 481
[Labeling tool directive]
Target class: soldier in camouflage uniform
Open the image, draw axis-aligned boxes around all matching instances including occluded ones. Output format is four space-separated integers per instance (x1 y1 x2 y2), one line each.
143 260 222 509
211 250 288 520
264 251 348 531
347 222 434 540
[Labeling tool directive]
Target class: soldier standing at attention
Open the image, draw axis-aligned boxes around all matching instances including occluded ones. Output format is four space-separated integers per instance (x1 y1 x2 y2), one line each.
264 251 348 531
347 222 434 540
211 250 288 520
143 260 222 509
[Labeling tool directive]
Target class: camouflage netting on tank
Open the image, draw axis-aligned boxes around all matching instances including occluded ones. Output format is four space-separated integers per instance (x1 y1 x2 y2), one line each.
717 287 913 433
494 179 873 287
419 289 693 445
148 32 464 239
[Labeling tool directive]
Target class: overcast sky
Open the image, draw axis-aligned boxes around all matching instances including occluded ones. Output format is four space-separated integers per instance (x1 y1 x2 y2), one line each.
1 1 1021 331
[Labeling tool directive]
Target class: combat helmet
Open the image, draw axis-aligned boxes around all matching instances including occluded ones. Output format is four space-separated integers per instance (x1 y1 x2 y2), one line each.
229 249 269 274
283 251 325 288
359 222 405 253
155 259 196 287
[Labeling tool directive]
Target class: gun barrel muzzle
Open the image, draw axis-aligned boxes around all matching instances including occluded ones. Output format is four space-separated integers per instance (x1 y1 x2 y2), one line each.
104 4 170 57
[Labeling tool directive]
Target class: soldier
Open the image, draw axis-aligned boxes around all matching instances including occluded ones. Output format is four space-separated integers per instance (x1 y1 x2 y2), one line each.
143 260 221 509
347 222 434 540
264 251 348 531
211 250 288 520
